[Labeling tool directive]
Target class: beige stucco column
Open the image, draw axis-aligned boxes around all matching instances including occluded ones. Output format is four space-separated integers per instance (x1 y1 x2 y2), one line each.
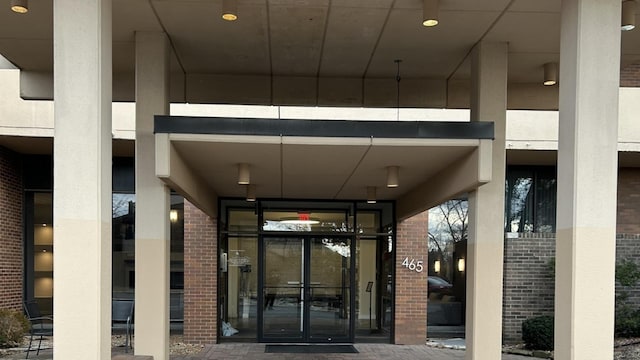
465 41 507 360
52 0 112 359
555 1 620 359
134 32 171 360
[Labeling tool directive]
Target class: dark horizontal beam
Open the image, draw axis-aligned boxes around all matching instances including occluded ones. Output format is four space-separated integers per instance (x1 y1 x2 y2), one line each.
155 116 494 140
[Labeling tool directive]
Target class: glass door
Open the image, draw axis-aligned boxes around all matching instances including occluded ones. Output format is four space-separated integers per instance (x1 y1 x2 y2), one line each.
261 236 352 342
308 237 351 341
262 237 304 340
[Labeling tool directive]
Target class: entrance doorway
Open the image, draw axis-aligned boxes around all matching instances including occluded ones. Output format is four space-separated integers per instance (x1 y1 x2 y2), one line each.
219 199 394 343
261 236 352 342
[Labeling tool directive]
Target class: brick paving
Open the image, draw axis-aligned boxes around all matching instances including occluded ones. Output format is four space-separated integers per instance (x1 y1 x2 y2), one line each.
173 344 532 360
1 344 533 360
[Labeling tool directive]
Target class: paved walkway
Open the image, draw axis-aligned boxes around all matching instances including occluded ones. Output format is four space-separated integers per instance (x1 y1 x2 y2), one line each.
174 344 533 360
1 344 532 360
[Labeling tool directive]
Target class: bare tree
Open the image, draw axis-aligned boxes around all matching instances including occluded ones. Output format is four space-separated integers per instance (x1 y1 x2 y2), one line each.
428 199 468 279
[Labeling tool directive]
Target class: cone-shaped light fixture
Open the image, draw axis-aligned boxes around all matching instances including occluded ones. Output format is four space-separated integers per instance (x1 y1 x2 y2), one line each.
222 0 238 21
622 0 637 31
11 0 28 13
238 163 250 185
387 166 399 188
543 62 558 86
367 186 377 204
422 0 439 27
246 184 256 202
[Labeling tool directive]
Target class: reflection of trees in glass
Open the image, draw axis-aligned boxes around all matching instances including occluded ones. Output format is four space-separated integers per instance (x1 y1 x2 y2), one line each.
534 177 557 233
113 194 135 218
505 167 557 233
428 199 468 281
506 177 533 232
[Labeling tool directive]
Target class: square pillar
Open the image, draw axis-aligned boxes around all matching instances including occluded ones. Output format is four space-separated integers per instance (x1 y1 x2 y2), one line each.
52 0 112 359
466 41 507 360
134 31 171 360
555 1 620 359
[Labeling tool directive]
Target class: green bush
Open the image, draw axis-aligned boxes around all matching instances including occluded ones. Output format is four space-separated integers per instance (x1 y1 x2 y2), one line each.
615 259 640 337
0 309 29 348
616 304 640 338
522 315 554 351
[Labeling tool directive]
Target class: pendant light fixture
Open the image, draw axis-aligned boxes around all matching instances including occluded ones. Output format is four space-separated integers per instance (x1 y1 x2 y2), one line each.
422 0 439 27
543 62 558 86
222 0 238 21
237 163 250 185
367 186 377 204
622 0 637 31
246 184 256 202
387 166 399 188
11 0 28 13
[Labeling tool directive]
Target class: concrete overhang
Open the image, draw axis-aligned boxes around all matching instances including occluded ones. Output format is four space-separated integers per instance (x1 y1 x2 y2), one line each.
2 1 639 109
154 117 494 220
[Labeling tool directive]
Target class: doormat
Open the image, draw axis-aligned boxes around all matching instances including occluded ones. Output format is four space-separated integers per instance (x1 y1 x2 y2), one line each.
265 345 358 353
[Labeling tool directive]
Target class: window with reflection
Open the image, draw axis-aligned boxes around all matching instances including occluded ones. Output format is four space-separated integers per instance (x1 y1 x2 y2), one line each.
262 210 352 232
112 193 185 323
505 166 557 233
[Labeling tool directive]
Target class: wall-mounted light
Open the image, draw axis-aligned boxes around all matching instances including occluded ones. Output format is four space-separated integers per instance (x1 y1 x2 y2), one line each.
222 0 238 21
170 209 179 223
246 184 256 202
457 258 465 272
238 163 250 185
11 0 28 13
434 260 441 273
622 0 637 31
386 166 399 188
543 62 558 86
367 186 377 204
422 0 439 27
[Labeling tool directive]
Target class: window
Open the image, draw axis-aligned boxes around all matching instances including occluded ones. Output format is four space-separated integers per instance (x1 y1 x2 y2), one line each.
505 166 557 233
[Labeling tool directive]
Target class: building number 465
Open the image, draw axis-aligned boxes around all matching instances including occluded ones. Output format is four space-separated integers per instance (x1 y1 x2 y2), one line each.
401 257 424 273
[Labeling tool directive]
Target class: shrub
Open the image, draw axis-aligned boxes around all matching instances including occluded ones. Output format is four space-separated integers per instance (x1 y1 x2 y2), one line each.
522 315 554 351
0 309 29 348
616 304 640 338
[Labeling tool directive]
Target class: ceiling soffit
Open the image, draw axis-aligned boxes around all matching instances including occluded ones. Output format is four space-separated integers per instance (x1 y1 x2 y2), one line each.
1 0 639 107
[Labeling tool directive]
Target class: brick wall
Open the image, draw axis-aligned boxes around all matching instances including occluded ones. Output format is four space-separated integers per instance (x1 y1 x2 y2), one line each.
183 200 218 344
502 233 640 343
0 146 23 311
395 211 428 345
502 233 555 343
621 62 640 87
617 168 640 234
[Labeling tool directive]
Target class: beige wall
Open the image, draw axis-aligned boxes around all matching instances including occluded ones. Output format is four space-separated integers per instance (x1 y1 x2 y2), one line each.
1 69 639 153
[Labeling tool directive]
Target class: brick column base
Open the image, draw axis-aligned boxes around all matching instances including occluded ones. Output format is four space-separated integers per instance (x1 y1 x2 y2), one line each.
394 211 428 344
183 200 217 344
0 146 22 311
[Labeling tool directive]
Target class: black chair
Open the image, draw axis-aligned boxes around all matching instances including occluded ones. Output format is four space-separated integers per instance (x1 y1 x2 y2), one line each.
23 300 53 359
112 299 134 352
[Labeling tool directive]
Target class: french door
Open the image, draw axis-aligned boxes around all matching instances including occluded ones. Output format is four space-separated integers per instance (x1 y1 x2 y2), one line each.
260 236 353 342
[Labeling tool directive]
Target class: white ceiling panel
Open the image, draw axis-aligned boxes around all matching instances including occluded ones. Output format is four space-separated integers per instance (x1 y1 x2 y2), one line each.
153 1 271 74
319 6 389 77
269 4 328 75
